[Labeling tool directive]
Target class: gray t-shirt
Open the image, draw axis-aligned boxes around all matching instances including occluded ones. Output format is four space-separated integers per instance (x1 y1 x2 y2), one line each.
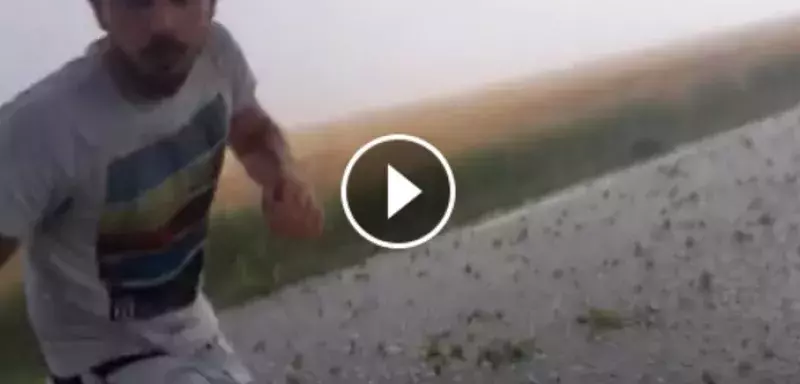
0 22 257 377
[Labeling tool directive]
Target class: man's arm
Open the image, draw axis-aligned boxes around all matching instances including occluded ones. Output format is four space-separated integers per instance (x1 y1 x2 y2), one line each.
0 235 19 271
228 105 292 191
211 22 294 191
228 105 324 238
0 104 66 267
212 22 323 237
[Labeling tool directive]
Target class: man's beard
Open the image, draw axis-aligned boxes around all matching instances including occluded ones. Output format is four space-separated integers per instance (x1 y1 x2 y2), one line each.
106 37 195 100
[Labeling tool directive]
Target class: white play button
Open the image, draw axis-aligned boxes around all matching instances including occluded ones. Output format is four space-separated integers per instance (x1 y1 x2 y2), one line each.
341 134 456 250
387 165 422 219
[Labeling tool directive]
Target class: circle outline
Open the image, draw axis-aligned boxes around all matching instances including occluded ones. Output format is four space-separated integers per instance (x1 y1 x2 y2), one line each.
340 134 456 250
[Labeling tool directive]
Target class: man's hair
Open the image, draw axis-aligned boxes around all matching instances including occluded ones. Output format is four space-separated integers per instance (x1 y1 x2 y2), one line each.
88 0 217 10
88 0 217 30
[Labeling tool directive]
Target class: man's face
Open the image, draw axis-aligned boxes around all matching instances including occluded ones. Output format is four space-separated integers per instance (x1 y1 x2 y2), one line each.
95 0 214 98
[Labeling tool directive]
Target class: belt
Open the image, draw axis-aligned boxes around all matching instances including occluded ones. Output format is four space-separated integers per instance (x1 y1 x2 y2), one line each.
50 349 168 384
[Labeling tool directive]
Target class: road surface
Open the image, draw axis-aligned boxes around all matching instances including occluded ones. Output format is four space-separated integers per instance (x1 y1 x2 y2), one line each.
219 103 800 384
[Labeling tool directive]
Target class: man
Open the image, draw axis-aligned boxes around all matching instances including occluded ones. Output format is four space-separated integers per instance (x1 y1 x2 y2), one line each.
0 0 324 383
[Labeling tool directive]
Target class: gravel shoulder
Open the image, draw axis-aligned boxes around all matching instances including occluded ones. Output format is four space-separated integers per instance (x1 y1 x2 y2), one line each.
220 104 800 384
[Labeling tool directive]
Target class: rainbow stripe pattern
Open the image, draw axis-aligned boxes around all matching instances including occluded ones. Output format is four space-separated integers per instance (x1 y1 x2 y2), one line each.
96 95 228 321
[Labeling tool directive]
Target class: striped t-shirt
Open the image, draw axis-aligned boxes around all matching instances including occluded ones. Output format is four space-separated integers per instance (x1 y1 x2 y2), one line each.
0 22 256 377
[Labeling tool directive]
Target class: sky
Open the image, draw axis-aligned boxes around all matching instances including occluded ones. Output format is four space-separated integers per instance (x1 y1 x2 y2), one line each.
2 1 800 128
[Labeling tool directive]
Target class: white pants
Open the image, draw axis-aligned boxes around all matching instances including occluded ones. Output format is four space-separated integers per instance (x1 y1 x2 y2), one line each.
48 335 254 384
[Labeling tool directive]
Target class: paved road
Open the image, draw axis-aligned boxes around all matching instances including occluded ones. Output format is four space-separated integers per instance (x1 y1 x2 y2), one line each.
220 103 800 384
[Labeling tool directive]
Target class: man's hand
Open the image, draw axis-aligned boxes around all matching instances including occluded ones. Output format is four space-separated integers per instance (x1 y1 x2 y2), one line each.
262 169 324 239
228 105 324 238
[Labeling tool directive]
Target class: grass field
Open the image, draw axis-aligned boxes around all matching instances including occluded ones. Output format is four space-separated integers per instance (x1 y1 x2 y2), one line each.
5 14 800 383
212 14 800 210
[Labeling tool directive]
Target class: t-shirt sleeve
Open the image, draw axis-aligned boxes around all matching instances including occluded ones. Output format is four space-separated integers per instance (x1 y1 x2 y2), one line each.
0 112 64 238
210 22 258 114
